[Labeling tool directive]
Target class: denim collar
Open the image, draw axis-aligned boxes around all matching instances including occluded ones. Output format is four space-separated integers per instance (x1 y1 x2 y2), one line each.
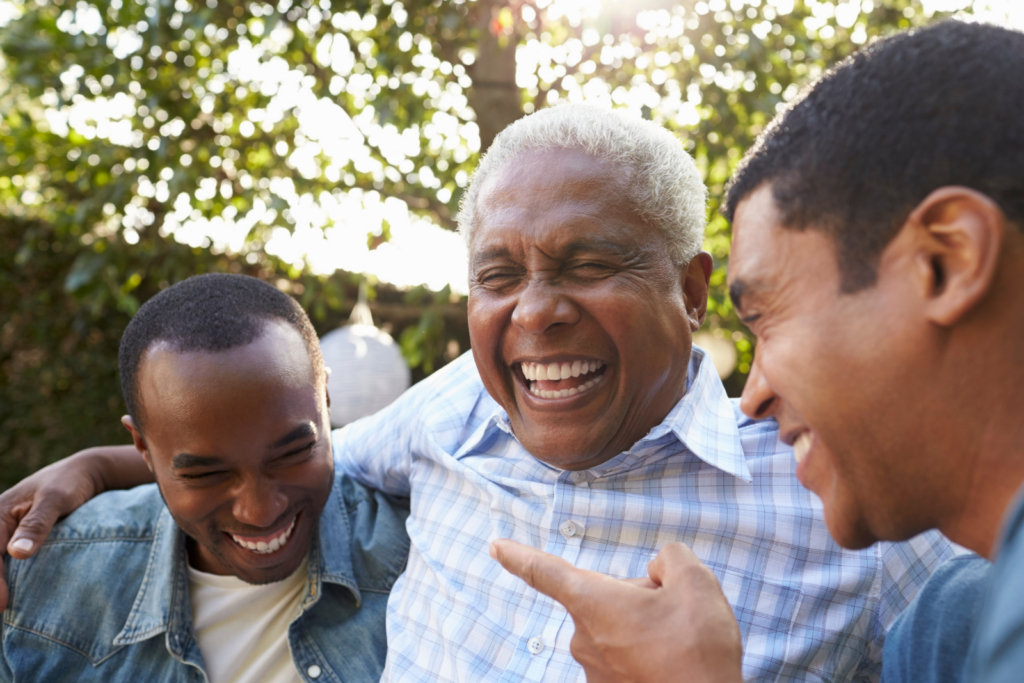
488 346 751 482
111 480 360 649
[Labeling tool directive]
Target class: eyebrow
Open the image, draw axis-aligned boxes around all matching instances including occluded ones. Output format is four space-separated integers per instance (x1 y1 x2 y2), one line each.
171 423 318 470
472 239 631 265
172 453 224 470
271 422 318 450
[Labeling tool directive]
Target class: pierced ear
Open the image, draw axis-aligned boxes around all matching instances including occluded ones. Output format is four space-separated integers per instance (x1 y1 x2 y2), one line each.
682 251 713 331
907 187 1005 327
121 415 155 473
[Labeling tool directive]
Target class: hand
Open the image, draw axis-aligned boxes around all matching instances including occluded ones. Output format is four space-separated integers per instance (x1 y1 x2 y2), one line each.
490 540 743 683
0 445 150 612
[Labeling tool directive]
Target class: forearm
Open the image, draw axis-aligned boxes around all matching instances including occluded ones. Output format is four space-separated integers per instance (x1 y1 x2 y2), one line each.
73 445 153 493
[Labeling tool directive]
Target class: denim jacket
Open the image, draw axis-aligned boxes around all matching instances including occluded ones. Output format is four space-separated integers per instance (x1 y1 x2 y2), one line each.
1 474 410 683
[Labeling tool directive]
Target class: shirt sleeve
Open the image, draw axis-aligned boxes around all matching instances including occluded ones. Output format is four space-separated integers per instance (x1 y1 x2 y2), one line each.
330 359 454 496
854 529 965 681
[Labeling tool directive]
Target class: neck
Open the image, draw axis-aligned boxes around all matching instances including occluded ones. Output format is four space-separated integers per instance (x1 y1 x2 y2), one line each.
934 295 1024 559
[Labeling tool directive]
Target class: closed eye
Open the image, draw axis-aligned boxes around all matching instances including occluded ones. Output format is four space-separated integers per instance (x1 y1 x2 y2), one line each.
275 442 315 463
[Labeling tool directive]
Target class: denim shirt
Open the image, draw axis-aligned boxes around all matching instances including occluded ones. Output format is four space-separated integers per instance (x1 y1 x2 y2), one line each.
1 474 410 683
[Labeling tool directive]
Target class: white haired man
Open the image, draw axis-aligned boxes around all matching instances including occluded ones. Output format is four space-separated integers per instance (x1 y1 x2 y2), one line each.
2 104 957 681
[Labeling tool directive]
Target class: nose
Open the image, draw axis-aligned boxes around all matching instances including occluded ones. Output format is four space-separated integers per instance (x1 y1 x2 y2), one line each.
739 350 778 420
232 476 289 529
510 278 580 335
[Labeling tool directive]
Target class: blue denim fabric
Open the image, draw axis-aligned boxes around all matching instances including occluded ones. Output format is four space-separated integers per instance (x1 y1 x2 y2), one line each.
971 483 1024 683
881 554 991 683
1 474 410 683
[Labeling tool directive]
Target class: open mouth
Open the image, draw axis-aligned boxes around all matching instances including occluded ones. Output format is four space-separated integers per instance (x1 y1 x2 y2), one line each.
793 432 812 465
228 514 298 556
518 359 607 399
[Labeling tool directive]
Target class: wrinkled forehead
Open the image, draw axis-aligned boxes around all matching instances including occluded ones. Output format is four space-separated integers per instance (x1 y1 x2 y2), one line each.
471 149 650 260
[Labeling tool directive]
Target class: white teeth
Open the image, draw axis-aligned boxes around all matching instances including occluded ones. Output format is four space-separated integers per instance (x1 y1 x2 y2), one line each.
793 433 812 464
527 372 603 398
520 360 605 384
231 517 297 555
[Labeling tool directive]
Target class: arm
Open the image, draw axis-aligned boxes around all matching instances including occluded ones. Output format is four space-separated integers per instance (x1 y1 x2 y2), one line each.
0 445 151 611
491 540 743 683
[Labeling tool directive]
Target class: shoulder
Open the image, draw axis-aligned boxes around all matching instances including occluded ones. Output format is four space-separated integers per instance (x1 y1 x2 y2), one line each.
3 485 164 667
40 484 165 542
334 351 495 449
971 492 1024 682
883 555 991 683
5 484 162 607
329 473 411 587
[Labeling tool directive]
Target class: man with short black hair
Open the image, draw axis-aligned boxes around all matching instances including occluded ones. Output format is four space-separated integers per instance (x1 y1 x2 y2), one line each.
491 19 1024 683
1 274 409 682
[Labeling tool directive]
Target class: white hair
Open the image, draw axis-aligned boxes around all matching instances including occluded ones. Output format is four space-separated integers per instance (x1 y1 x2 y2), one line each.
457 103 708 266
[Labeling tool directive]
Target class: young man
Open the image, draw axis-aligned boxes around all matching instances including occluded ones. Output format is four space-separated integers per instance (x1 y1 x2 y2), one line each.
2 107 957 682
491 19 1022 683
1 274 410 682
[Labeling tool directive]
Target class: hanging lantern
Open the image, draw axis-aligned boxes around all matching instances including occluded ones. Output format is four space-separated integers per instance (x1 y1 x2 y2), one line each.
319 288 411 428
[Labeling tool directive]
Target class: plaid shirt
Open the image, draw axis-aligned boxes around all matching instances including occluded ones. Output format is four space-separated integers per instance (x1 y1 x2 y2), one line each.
332 348 957 682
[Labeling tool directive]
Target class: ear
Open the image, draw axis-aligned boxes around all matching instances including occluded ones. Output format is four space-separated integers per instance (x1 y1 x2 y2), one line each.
121 415 155 473
682 251 713 332
905 187 1006 326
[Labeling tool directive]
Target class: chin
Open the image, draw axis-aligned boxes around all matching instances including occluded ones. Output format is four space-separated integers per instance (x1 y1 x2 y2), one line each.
822 506 880 551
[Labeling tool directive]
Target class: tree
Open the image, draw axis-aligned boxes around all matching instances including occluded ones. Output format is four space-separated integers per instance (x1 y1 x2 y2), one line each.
0 0 992 487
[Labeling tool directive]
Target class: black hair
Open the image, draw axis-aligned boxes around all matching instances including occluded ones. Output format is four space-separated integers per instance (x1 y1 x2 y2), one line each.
118 274 324 431
724 20 1024 292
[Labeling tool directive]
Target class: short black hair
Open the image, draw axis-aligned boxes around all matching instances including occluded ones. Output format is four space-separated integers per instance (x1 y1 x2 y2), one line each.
724 20 1024 292
118 274 324 431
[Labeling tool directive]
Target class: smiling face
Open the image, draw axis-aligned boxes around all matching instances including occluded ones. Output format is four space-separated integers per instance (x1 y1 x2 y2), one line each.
467 149 711 470
728 184 957 549
124 320 333 584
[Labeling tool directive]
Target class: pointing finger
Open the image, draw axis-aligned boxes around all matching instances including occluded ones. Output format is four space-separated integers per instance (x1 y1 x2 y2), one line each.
490 539 596 611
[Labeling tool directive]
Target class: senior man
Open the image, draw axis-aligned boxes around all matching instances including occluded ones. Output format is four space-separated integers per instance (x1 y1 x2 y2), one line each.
492 20 1022 683
2 105 955 681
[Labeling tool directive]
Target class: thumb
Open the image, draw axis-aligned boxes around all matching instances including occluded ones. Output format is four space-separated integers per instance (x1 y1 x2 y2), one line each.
5 504 61 560
490 539 589 611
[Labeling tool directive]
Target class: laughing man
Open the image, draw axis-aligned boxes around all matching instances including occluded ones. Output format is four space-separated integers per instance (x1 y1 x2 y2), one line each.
1 275 409 682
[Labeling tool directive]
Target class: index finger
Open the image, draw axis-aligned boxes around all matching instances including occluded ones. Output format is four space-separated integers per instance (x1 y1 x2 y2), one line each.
490 539 594 611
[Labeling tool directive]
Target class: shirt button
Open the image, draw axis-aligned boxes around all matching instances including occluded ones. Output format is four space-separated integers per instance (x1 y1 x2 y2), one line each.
569 471 587 484
307 665 322 679
527 636 544 655
559 520 584 539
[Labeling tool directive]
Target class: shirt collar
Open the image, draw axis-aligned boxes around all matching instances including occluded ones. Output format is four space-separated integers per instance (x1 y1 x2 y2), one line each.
113 477 361 647
654 345 751 482
311 476 362 607
487 345 751 482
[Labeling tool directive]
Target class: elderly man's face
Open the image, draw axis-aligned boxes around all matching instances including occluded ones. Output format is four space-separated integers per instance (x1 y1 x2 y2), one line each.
467 149 711 469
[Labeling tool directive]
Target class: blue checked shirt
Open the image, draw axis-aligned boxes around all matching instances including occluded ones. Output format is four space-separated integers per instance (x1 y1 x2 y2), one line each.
332 347 957 682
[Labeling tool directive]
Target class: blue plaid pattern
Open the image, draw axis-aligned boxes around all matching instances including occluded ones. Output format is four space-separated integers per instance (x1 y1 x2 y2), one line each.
332 347 958 682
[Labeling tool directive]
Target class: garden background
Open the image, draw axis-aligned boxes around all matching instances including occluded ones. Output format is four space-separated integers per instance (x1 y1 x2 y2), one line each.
2 0 1020 489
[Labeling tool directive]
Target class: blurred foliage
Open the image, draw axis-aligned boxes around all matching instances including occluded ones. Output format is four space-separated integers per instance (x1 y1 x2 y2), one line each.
1 0 974 488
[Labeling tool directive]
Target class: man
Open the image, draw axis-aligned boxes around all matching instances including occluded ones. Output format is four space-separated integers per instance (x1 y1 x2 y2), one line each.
2 106 956 681
491 19 1023 683
1 274 410 681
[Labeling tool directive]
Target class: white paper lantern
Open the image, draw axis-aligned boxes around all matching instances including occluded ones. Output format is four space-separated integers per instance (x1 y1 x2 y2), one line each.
320 306 411 427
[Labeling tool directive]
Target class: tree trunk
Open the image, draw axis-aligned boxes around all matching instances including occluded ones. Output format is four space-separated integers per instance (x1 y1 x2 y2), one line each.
467 0 523 152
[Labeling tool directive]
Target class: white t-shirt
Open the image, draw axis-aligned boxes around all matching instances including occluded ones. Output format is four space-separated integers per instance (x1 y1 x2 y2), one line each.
187 558 309 683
